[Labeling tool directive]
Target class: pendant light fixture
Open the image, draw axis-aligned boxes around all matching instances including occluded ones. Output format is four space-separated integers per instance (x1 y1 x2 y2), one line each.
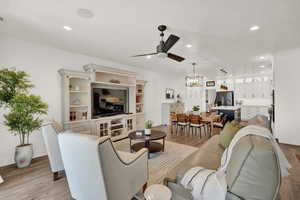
185 63 203 87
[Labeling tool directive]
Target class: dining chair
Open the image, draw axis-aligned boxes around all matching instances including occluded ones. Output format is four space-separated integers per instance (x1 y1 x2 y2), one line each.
176 114 189 135
213 114 228 130
170 113 177 134
189 115 206 137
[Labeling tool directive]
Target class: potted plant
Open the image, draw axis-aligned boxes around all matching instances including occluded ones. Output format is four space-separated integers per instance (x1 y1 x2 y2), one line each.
0 68 48 168
144 120 153 136
192 105 200 115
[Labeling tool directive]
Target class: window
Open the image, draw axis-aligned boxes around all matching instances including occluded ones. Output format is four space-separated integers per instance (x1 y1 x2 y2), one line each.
254 77 262 82
245 78 252 83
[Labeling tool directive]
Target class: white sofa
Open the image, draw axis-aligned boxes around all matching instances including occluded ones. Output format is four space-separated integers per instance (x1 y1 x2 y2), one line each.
58 133 148 200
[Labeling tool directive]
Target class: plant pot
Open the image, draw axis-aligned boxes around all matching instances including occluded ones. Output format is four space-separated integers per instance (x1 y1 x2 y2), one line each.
145 129 151 136
14 144 33 168
193 111 200 115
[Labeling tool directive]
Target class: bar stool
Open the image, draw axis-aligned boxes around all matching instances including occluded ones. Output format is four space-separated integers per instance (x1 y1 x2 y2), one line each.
189 115 206 137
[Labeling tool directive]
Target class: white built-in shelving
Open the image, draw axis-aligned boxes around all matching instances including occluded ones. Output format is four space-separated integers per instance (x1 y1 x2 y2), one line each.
136 80 146 130
59 64 146 137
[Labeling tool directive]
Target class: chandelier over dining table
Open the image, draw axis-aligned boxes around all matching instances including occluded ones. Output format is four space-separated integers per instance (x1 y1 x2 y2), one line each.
185 62 204 87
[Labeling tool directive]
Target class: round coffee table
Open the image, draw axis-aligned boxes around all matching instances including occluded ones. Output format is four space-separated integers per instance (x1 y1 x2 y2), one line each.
128 130 167 158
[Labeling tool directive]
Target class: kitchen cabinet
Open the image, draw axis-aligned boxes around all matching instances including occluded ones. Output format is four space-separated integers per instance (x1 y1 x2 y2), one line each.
241 105 270 120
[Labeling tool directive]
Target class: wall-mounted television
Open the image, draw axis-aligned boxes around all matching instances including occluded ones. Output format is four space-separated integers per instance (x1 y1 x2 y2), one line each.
215 91 234 106
92 86 129 118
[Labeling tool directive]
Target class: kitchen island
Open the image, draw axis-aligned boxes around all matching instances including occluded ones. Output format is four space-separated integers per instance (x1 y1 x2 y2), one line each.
211 106 241 121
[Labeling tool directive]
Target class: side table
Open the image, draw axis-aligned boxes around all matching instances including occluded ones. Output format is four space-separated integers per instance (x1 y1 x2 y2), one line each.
144 184 172 200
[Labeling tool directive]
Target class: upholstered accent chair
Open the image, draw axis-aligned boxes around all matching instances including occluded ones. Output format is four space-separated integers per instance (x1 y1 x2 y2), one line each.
58 133 148 200
41 121 65 181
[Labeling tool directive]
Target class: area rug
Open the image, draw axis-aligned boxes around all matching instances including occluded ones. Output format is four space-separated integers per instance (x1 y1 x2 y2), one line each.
114 139 198 185
296 154 300 164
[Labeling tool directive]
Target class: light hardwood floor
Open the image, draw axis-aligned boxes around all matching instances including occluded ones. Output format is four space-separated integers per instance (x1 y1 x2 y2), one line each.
0 126 299 200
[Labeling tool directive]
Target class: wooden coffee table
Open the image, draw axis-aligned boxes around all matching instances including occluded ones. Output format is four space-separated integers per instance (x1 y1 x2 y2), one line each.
128 130 167 158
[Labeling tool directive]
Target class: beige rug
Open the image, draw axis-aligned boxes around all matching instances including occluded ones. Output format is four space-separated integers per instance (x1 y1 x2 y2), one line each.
114 139 198 185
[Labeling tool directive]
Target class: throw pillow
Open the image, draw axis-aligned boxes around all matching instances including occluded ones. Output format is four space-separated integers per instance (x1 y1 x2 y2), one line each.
219 122 243 148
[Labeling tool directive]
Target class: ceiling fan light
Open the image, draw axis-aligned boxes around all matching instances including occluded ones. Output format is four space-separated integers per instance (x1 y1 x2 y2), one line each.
157 52 167 58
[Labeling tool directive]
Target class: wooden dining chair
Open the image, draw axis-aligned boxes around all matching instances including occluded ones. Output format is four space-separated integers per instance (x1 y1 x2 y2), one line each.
189 115 206 137
213 114 228 130
176 114 189 135
170 113 177 134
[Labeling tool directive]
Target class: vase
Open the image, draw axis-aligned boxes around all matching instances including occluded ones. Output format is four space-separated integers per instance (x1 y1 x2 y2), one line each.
145 129 151 136
193 111 200 115
14 144 33 168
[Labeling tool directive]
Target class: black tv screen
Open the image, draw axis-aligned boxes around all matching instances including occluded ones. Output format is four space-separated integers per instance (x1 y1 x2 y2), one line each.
215 91 234 106
92 87 128 118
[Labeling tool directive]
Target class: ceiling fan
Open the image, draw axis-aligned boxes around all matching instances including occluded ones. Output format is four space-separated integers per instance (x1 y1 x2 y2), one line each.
132 25 185 62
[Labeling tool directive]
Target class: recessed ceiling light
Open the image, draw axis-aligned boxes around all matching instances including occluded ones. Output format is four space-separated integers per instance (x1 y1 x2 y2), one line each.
77 8 94 19
63 26 72 31
259 56 265 60
249 25 260 31
146 55 152 59
186 44 192 48
259 65 265 68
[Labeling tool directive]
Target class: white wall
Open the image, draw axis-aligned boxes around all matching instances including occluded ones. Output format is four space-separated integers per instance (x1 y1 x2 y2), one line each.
0 34 185 166
185 87 205 112
274 48 300 145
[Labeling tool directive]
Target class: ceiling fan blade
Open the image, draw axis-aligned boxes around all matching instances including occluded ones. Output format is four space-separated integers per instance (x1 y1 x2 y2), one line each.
163 34 180 52
132 53 158 57
167 53 185 62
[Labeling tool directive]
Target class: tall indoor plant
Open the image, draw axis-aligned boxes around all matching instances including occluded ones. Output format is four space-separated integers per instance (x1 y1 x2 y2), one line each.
0 68 48 168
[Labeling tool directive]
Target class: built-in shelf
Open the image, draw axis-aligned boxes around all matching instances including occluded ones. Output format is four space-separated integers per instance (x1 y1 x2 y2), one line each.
111 123 124 128
60 66 145 135
70 105 89 108
69 90 88 93
92 81 136 87
111 128 124 132
136 80 145 116
136 112 145 115
64 119 90 124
